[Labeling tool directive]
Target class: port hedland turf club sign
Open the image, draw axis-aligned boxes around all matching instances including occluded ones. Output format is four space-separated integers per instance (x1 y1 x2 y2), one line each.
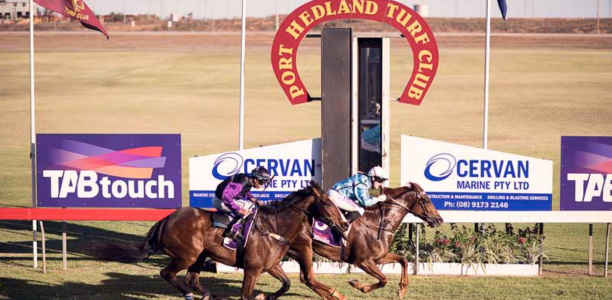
561 136 612 211
189 139 321 208
36 134 182 208
272 0 439 105
401 136 553 211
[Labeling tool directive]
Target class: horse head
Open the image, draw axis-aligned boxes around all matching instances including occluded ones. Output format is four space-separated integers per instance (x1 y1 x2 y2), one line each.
385 182 444 228
275 181 348 235
306 181 350 234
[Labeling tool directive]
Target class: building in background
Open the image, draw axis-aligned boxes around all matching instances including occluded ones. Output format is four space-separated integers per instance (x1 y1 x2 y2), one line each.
0 0 29 20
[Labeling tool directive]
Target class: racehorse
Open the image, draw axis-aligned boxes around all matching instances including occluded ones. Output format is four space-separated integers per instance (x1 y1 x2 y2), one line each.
285 182 444 300
91 182 348 300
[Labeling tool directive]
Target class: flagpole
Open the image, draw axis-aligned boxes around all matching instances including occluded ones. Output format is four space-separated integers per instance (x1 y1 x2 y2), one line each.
474 0 492 234
29 0 38 269
239 0 246 150
483 0 491 150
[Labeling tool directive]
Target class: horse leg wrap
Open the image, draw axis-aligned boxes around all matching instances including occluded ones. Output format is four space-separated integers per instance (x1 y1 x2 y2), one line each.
184 293 195 300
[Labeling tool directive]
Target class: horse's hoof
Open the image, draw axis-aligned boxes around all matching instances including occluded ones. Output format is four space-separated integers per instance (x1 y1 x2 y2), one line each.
254 293 266 300
348 279 361 289
398 288 407 299
201 293 213 300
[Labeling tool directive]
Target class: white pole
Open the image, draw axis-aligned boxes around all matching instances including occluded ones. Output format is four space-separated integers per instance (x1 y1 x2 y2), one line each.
29 0 38 269
483 0 491 150
597 0 601 34
239 0 246 150
275 0 279 32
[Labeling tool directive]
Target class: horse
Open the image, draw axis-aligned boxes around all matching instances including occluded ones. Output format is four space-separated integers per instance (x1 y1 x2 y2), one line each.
284 182 444 300
91 182 348 300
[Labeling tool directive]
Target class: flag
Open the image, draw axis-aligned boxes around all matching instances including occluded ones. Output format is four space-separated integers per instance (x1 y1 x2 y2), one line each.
497 0 508 20
34 0 108 38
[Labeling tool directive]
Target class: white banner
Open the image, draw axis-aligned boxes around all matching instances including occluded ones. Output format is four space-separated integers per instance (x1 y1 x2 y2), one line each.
401 135 553 211
190 139 321 207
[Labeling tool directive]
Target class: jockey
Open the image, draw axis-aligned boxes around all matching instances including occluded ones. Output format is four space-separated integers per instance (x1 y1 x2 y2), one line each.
328 166 388 223
213 166 272 217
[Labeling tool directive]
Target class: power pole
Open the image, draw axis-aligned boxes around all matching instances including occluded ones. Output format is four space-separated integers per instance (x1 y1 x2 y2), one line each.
275 0 279 32
597 0 601 34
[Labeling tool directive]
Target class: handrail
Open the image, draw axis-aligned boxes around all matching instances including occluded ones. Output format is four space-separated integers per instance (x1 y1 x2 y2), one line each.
0 208 176 221
403 210 612 224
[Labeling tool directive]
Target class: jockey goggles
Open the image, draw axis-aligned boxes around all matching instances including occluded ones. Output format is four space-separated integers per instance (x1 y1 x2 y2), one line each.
373 176 388 183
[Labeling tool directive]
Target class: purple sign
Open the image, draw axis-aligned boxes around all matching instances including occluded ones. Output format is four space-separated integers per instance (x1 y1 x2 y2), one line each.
36 134 182 208
561 136 612 211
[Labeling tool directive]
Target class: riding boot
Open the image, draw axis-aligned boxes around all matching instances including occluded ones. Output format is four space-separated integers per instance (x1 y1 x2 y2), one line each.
222 215 240 238
345 211 362 223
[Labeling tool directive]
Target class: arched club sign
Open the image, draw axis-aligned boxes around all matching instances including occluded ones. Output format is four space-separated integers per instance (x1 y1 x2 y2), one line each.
271 0 439 105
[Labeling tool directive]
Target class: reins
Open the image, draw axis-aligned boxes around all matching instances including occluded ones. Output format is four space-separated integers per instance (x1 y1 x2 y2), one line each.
365 187 426 238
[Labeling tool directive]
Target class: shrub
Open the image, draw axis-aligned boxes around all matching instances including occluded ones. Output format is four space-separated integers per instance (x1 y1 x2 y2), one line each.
390 223 547 271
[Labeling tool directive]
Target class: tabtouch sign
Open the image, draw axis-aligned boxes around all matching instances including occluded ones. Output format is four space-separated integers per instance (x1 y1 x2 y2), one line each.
561 136 612 211
36 134 182 208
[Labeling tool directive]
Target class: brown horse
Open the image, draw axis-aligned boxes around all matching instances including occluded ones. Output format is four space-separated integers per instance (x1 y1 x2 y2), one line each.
91 182 348 300
284 182 444 300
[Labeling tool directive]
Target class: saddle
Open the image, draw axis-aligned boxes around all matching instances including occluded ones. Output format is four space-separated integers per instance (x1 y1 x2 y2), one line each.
211 212 233 229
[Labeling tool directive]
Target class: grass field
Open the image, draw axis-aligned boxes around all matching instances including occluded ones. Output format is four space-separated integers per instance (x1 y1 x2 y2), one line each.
1 31 612 299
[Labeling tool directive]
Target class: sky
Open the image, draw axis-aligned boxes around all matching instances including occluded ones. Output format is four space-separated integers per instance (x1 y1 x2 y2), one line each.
75 0 611 20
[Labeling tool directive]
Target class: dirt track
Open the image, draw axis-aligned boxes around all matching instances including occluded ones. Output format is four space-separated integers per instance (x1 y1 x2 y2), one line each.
1 32 611 52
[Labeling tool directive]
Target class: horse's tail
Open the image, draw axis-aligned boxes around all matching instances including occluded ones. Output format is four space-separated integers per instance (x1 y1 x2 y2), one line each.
89 217 168 263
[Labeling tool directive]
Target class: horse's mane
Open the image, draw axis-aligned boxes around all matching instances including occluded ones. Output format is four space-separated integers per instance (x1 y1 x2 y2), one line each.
257 181 322 212
404 182 424 194
363 182 423 213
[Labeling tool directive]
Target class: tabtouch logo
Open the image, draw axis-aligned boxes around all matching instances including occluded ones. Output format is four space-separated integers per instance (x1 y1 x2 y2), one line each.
212 152 244 180
424 153 456 181
42 139 175 199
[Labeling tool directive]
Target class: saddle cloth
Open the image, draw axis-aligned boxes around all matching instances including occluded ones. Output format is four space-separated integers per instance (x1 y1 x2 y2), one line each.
221 210 257 251
312 218 352 248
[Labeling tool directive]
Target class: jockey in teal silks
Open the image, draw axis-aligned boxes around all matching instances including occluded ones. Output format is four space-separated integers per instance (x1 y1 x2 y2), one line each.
328 166 389 223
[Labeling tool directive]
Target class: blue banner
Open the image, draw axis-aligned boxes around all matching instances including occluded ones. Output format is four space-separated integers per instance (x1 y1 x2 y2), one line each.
429 192 552 211
190 190 292 208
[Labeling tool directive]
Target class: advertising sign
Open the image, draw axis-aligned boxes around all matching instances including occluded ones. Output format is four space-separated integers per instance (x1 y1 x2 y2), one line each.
401 135 553 211
190 139 321 208
272 0 439 106
561 136 612 211
36 134 182 208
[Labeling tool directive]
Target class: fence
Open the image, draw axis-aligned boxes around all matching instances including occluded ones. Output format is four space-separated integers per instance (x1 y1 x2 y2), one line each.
1 208 610 276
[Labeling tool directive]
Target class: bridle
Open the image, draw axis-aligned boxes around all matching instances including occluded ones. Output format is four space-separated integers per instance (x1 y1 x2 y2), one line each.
287 191 346 234
381 187 434 225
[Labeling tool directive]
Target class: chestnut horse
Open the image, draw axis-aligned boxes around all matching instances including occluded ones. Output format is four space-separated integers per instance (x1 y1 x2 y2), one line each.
285 183 444 300
91 182 348 300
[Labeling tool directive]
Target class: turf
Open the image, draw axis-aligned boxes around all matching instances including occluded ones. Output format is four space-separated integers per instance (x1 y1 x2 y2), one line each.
1 32 612 299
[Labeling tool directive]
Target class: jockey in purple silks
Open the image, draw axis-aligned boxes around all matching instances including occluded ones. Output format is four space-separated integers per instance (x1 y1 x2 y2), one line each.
328 166 389 223
212 166 272 218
